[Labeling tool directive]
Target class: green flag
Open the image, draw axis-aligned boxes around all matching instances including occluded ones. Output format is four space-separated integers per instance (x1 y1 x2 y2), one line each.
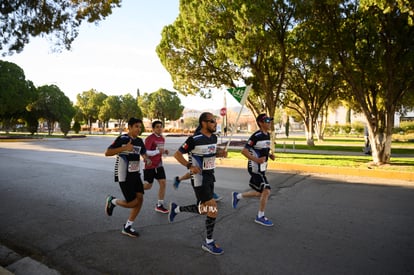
226 85 251 106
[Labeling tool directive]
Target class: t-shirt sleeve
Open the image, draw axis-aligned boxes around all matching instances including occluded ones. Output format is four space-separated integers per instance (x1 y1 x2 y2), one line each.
139 138 147 155
244 136 256 149
144 135 153 150
178 136 194 154
108 135 125 149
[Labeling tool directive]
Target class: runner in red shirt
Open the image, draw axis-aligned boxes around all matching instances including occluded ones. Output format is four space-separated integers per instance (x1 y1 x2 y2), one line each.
143 120 170 213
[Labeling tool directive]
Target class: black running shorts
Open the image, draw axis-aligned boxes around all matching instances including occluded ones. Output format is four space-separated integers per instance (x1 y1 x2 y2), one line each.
119 172 144 202
192 173 215 203
143 167 166 184
248 172 270 193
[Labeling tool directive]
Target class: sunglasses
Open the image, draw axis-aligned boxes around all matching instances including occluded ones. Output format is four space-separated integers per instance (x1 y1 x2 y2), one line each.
204 119 217 124
262 118 272 123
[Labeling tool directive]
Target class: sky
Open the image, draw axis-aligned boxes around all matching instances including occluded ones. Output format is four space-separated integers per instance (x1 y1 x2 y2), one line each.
2 0 241 111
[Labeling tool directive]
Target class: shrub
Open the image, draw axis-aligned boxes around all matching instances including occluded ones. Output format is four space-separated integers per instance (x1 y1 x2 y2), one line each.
400 121 414 134
25 116 39 135
352 122 364 136
72 121 81 134
60 118 72 136
341 123 352 134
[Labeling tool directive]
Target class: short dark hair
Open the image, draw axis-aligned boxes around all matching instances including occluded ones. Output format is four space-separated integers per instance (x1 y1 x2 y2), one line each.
152 120 163 128
128 117 142 126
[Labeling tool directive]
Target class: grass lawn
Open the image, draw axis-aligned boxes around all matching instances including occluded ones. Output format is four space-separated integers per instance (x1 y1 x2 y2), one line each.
226 135 414 172
226 150 414 172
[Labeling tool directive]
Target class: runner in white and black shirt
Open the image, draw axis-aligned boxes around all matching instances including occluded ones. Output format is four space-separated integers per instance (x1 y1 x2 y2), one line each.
231 113 276 227
169 112 227 255
104 118 151 238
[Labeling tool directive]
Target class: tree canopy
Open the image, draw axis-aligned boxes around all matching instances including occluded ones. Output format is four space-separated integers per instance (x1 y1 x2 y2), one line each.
157 0 414 164
76 89 107 133
139 88 184 123
157 0 295 121
0 60 36 116
0 0 121 55
306 0 414 163
29 84 75 135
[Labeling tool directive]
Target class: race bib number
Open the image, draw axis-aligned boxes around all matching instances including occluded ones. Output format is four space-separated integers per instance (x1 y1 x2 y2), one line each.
128 161 140 172
260 161 267 172
203 156 216 170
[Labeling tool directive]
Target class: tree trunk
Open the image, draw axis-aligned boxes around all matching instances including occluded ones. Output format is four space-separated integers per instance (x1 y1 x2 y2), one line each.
88 119 92 135
47 120 52 135
305 119 315 146
370 132 392 164
118 119 123 135
370 112 394 164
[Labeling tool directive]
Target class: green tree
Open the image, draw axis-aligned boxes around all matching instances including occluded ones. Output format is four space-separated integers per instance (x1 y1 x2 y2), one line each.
0 60 36 132
118 93 142 134
312 0 414 164
156 0 296 131
99 96 119 134
22 109 39 135
72 121 81 134
140 88 184 124
60 115 73 136
76 89 107 134
29 84 74 135
72 105 84 131
102 95 122 132
284 23 340 145
184 117 199 130
1 0 121 55
361 0 414 25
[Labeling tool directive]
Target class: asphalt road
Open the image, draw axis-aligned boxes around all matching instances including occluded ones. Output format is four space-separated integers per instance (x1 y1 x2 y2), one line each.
1 136 414 274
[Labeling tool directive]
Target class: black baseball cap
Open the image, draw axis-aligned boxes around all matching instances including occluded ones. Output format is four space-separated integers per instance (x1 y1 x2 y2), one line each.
256 113 273 123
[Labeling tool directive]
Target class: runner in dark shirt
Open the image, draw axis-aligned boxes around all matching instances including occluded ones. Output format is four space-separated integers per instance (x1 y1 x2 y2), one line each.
169 112 227 255
232 113 276 226
104 117 151 237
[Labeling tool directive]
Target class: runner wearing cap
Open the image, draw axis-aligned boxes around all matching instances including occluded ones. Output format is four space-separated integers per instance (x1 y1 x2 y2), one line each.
231 113 276 226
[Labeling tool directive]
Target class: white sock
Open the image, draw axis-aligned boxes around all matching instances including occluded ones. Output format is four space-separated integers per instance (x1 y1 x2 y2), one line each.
157 200 164 206
258 211 264 218
237 193 242 199
206 238 214 244
111 199 117 205
175 206 180 213
125 220 134 228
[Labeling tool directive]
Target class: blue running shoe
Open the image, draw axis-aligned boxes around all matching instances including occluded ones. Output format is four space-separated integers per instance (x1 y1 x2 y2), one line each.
173 176 180 190
202 241 224 255
232 192 239 209
254 216 274 227
213 193 222 201
168 202 178 222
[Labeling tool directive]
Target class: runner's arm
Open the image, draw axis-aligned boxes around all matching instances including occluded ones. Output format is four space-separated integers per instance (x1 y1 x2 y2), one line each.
241 147 265 164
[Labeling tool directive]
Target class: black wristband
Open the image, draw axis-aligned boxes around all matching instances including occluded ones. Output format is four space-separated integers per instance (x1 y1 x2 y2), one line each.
186 163 192 169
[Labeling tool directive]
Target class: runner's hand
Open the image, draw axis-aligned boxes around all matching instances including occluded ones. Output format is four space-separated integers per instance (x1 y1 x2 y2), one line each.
256 156 266 164
124 139 134 151
189 166 201 174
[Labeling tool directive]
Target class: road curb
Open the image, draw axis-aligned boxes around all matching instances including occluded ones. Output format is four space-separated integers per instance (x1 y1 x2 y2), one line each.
0 245 60 275
215 158 414 182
